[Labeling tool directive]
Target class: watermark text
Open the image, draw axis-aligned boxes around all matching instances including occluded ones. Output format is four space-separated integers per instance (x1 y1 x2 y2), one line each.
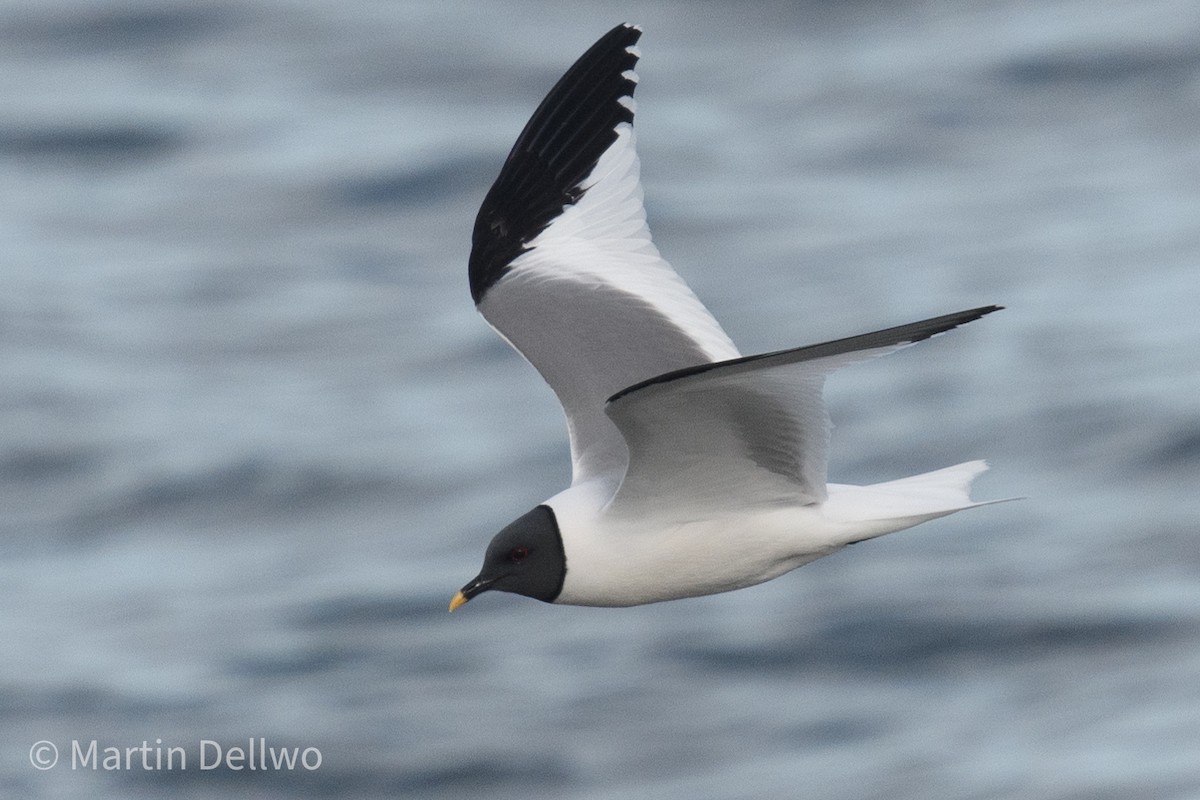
29 738 322 772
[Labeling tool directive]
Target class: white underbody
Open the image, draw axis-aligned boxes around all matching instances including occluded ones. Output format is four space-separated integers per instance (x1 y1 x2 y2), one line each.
552 460 992 607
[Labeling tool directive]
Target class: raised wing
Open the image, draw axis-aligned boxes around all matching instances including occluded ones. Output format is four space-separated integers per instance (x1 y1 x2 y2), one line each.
469 23 738 487
604 307 1001 515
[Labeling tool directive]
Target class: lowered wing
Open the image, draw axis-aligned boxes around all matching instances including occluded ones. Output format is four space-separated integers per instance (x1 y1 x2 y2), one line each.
604 307 1001 515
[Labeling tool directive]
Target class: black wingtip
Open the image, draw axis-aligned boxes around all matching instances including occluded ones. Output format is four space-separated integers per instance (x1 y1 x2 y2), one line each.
607 304 1004 404
904 304 1003 343
468 24 644 305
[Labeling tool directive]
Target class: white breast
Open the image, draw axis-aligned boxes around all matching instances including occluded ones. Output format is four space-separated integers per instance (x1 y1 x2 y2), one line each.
548 484 838 607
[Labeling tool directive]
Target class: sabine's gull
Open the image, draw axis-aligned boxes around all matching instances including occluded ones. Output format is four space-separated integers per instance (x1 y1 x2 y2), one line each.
450 24 1002 611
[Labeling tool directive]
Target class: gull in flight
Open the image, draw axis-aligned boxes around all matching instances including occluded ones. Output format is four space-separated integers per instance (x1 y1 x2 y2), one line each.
450 24 1002 611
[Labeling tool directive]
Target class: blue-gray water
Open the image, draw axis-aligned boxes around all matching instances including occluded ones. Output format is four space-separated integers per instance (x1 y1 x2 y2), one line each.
4 1 1199 798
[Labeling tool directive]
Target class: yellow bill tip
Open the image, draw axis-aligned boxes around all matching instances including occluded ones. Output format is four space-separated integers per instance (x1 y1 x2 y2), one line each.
448 591 469 613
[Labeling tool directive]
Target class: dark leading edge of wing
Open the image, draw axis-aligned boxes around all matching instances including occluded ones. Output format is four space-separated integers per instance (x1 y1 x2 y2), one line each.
608 306 1003 403
468 23 643 305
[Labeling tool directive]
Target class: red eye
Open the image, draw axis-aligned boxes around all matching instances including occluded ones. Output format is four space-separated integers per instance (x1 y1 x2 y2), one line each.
508 546 530 563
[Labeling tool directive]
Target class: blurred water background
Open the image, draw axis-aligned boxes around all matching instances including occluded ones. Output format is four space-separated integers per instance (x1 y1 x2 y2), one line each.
3 0 1199 798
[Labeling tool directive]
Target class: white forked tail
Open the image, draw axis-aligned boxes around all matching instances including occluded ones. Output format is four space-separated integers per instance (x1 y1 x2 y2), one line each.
821 460 998 544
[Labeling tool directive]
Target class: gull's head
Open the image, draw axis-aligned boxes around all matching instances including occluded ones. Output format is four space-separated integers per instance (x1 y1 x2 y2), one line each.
450 505 566 611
